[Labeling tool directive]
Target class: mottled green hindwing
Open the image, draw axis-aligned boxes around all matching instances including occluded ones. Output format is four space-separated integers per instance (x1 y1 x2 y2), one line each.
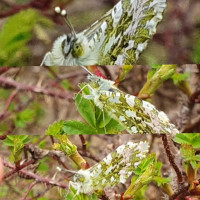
82 75 179 134
70 141 149 194
43 0 166 66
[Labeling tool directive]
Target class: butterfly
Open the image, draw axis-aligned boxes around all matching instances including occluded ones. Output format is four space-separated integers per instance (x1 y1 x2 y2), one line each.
80 74 179 134
42 0 166 66
70 141 149 194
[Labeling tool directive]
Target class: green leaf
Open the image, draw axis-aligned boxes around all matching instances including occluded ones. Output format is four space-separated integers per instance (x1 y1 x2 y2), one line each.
4 135 30 147
98 118 124 134
63 120 97 135
61 79 74 90
172 72 190 85
46 120 65 137
192 34 200 63
174 133 200 148
0 185 9 197
39 140 47 149
37 162 49 172
0 9 53 66
15 108 36 128
153 176 172 185
75 94 96 128
38 197 49 200
96 108 112 128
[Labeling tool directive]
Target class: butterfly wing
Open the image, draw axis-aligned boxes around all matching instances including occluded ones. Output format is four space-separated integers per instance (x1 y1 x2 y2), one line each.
98 90 178 134
83 0 166 65
71 141 149 194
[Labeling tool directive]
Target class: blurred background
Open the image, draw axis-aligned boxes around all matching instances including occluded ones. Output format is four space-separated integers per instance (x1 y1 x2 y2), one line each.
0 0 200 66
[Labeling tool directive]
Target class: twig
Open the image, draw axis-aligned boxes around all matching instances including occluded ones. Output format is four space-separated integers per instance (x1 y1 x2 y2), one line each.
3 159 36 180
22 181 38 200
79 135 87 150
171 185 190 199
0 76 73 101
162 135 183 183
0 89 18 120
3 160 68 189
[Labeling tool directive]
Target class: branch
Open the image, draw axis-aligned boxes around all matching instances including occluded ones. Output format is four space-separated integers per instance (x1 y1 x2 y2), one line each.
22 181 38 200
0 89 18 120
3 160 68 189
162 135 183 183
3 159 36 179
0 76 73 101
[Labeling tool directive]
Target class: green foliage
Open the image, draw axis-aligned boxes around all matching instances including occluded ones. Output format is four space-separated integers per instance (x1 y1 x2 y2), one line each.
172 72 190 85
62 89 124 135
15 108 36 128
0 88 12 99
134 154 171 186
46 120 65 137
174 133 200 181
0 185 9 198
66 189 98 200
174 133 200 148
147 65 162 79
0 9 52 66
61 79 74 90
4 135 30 163
125 154 171 198
192 34 200 63
52 135 77 156
63 120 97 135
37 158 50 173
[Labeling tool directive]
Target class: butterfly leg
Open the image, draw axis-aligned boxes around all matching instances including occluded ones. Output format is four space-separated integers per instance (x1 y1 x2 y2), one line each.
40 52 53 66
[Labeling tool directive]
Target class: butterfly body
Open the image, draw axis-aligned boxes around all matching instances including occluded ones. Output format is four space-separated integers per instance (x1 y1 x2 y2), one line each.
83 75 179 134
70 141 149 194
42 0 166 66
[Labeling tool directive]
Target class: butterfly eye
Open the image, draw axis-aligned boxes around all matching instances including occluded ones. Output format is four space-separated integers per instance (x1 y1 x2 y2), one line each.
74 173 85 182
61 35 75 57
61 39 66 50
72 42 84 58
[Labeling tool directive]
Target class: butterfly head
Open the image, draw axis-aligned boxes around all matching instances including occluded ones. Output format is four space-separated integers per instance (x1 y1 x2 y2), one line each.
87 75 115 92
70 169 93 194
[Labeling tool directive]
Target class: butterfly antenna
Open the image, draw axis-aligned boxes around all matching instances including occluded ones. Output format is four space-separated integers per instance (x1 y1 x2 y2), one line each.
55 7 77 38
56 166 77 175
102 109 107 134
80 66 93 75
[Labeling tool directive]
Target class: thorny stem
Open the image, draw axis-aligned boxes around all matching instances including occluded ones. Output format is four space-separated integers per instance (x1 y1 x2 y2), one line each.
0 76 73 101
0 89 18 120
3 159 36 180
3 160 68 189
162 135 183 183
22 181 38 200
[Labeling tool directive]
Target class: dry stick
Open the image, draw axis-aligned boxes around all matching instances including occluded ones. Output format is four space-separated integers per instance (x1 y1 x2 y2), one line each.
3 160 68 189
0 76 73 101
22 181 38 200
162 135 183 183
0 89 18 120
